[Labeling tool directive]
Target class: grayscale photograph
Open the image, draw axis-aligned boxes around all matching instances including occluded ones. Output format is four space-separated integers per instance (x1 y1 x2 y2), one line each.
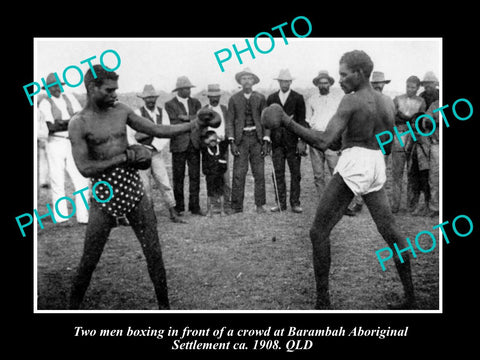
32 37 441 312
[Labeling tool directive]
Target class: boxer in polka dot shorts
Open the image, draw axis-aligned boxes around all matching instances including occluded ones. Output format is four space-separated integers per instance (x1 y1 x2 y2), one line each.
68 65 219 309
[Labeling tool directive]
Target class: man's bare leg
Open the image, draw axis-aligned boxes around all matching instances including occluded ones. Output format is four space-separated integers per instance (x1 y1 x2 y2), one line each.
127 195 170 310
309 173 354 309
362 189 416 309
69 201 115 309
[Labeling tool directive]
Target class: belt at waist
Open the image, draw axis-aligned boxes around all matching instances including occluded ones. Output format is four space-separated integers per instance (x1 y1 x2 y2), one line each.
48 134 69 139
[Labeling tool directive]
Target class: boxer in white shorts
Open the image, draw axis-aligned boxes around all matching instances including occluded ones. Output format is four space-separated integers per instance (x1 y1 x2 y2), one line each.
334 146 386 196
262 50 416 310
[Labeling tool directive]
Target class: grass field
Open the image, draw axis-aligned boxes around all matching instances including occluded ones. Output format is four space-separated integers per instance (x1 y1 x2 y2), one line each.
36 150 439 311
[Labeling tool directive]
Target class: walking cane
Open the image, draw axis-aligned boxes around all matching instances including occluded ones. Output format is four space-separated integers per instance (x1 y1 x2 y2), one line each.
270 155 282 214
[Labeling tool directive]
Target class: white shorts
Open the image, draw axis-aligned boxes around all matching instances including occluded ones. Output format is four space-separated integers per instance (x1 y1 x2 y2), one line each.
333 146 386 196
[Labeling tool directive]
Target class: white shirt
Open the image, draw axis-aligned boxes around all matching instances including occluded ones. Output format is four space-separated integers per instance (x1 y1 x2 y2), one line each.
278 89 291 106
38 93 83 137
127 106 171 152
207 104 226 140
37 108 49 141
207 144 220 156
176 95 190 115
306 90 343 131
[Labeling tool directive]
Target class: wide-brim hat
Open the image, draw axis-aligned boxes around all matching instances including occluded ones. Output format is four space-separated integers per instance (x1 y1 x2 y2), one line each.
205 83 223 97
274 69 295 81
420 71 439 85
172 76 196 92
235 68 260 85
41 72 65 90
137 84 161 98
370 71 391 84
312 70 335 86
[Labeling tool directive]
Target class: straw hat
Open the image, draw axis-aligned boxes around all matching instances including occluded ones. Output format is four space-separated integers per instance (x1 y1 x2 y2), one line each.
370 71 391 84
235 68 260 85
172 76 195 92
205 84 223 97
420 71 439 85
137 84 160 98
312 70 335 86
274 69 295 81
41 73 65 89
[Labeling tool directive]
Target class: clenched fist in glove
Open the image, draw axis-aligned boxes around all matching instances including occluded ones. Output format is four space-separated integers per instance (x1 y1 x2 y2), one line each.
196 108 221 128
261 103 293 130
125 144 152 170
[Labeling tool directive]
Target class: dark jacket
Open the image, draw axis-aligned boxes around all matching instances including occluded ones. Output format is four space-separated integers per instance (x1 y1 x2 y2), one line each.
165 96 202 152
266 90 307 148
202 141 228 177
226 91 269 145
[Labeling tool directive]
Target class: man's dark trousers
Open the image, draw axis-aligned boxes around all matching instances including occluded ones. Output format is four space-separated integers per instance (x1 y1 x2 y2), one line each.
172 141 201 213
231 131 266 211
272 143 301 210
266 89 306 210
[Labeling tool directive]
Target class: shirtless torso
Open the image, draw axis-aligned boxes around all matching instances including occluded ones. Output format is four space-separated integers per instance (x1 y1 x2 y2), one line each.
281 83 395 154
68 74 213 310
262 51 416 309
69 82 194 179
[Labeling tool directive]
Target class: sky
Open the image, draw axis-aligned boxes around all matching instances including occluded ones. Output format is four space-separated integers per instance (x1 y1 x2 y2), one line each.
34 38 441 97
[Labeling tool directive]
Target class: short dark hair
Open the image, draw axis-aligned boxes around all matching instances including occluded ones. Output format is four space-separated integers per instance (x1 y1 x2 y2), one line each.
406 75 421 86
340 50 374 78
84 64 119 93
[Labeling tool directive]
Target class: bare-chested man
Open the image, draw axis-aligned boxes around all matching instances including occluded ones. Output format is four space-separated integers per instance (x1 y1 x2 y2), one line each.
262 50 416 309
68 65 219 309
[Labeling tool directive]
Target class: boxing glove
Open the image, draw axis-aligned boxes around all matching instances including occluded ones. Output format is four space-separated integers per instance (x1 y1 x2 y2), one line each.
197 108 221 128
125 144 152 170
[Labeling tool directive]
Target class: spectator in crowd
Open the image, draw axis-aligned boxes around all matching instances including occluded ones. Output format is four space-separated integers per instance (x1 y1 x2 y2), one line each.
227 68 271 214
266 69 307 213
165 76 205 216
419 71 439 109
370 71 391 93
391 76 426 213
201 130 228 217
127 84 185 223
202 84 231 210
38 73 89 225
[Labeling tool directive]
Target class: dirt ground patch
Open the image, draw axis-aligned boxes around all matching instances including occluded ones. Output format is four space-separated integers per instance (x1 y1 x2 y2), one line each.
36 155 439 310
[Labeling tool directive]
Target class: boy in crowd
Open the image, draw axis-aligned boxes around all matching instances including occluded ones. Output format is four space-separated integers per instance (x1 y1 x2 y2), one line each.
201 130 228 217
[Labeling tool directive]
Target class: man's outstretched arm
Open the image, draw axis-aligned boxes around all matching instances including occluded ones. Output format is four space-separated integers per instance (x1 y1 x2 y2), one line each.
126 104 219 138
262 97 352 151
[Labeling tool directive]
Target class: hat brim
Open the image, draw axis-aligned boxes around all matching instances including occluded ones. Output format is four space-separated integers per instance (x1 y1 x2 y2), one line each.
41 82 66 90
371 80 391 84
206 91 223 97
274 77 295 81
235 71 260 85
312 76 334 86
420 80 439 86
137 93 160 98
172 85 195 92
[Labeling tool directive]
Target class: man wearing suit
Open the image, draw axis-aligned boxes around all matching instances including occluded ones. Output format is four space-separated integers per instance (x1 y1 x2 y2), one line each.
203 84 231 207
165 76 205 216
266 69 307 213
226 68 271 214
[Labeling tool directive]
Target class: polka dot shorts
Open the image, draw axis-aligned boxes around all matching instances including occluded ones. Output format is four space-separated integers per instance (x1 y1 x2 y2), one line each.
91 166 144 217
